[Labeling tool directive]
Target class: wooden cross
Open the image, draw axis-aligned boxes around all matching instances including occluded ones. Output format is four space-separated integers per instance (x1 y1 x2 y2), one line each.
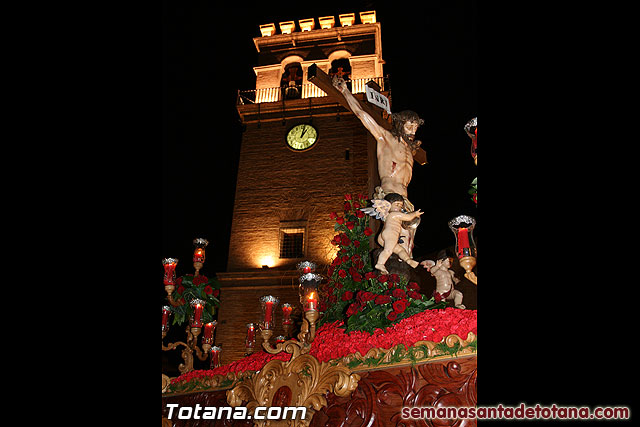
306 63 427 165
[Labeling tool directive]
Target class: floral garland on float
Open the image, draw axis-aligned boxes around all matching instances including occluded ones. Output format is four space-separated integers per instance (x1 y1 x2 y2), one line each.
165 195 477 394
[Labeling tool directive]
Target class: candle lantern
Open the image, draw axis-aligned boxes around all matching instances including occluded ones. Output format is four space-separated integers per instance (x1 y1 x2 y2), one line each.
162 258 179 294
209 346 221 369
299 273 322 312
203 320 217 345
245 323 256 350
448 215 478 284
281 303 293 325
162 305 171 334
192 238 209 276
189 298 206 328
296 260 316 275
259 295 279 330
464 117 477 165
448 215 477 258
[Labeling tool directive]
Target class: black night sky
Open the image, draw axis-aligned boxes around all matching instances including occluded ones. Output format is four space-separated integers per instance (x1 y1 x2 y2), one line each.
159 0 638 409
162 1 478 275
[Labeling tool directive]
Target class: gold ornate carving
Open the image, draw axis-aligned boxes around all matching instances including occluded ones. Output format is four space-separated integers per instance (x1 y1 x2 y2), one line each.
227 354 360 426
341 332 477 370
162 374 171 393
459 256 477 285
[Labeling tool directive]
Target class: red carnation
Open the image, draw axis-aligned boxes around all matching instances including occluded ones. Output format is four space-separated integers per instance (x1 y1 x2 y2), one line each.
336 217 345 225
340 235 351 246
346 221 355 230
364 227 373 236
387 312 398 321
392 288 406 299
353 240 361 248
353 201 360 209
338 269 347 278
204 285 213 295
344 202 351 212
342 291 354 301
378 274 389 283
330 212 337 220
352 272 362 282
388 274 399 283
392 299 407 313
344 194 352 200
212 289 220 298
176 285 185 295
356 210 364 218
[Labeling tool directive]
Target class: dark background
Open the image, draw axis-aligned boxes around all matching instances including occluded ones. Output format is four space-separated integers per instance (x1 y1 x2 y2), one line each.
159 0 636 414
162 0 478 275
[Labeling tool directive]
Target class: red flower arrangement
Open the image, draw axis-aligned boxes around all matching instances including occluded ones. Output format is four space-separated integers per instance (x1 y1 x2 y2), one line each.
168 307 477 390
168 274 222 325
319 194 446 334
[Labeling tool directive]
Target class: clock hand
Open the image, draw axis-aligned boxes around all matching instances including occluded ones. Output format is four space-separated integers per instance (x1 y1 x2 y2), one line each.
300 125 307 138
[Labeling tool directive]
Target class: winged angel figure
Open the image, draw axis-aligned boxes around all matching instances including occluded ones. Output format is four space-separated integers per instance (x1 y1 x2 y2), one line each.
361 193 424 274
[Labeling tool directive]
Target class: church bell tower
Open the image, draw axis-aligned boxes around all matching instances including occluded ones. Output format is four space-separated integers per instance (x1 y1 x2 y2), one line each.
216 11 390 363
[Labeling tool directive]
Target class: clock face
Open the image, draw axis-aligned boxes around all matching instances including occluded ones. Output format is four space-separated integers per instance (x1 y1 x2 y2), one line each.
286 124 318 152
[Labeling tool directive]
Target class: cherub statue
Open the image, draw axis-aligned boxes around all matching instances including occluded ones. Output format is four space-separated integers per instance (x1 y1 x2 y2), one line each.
361 192 424 274
420 252 465 309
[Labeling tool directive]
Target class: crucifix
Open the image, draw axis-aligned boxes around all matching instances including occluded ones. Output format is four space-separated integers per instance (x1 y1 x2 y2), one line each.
307 64 427 165
307 63 427 260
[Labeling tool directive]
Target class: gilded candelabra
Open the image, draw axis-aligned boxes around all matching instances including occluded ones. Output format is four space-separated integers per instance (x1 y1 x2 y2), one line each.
161 238 219 374
260 262 322 358
448 215 477 285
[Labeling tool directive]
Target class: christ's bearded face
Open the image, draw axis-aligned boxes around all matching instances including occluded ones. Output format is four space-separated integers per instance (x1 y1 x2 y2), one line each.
400 121 420 148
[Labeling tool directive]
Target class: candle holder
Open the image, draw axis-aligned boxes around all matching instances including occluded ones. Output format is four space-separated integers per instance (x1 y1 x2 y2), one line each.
448 215 477 285
464 117 477 165
296 260 316 274
209 346 221 369
193 238 209 277
281 303 294 338
299 273 322 312
162 306 172 338
202 320 217 353
262 268 324 358
189 298 205 328
245 323 256 356
162 258 179 296
259 295 279 348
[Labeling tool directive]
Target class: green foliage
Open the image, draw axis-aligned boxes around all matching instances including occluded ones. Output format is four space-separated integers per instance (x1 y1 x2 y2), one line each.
168 274 221 326
318 194 448 335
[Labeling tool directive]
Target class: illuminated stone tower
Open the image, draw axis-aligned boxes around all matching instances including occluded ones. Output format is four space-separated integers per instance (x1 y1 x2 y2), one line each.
216 11 389 363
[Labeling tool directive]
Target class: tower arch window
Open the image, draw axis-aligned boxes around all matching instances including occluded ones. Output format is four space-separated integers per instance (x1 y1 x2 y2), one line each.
281 62 303 100
329 57 352 91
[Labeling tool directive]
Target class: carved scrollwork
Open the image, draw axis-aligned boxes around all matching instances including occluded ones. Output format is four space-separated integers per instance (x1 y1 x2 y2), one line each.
227 354 360 426
340 332 477 370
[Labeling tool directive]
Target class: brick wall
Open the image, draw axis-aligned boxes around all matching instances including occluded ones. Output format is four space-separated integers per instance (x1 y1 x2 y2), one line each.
215 112 379 364
226 114 375 272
